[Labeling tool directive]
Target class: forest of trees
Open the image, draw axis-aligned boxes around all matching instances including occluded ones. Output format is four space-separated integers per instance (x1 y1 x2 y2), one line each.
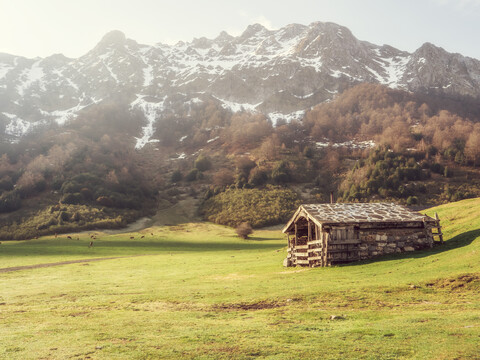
1 82 480 237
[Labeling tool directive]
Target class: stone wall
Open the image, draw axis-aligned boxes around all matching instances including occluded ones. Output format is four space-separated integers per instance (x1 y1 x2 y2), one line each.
357 227 434 260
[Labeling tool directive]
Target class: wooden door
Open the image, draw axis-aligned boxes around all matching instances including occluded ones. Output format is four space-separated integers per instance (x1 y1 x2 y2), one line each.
328 226 360 264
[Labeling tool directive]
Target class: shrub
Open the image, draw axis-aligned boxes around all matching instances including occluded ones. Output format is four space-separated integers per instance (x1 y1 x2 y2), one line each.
171 170 183 183
0 177 14 192
444 166 454 178
35 179 47 192
455 152 466 165
58 211 70 222
185 168 200 182
80 187 94 200
430 163 444 175
61 181 82 195
0 190 21 213
61 192 84 205
236 157 256 178
406 196 418 205
303 146 315 158
213 169 235 187
236 222 253 239
96 196 114 207
271 161 291 184
194 154 212 172
248 167 268 187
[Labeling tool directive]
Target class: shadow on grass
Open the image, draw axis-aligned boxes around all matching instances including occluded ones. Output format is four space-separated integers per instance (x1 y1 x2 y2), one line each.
0 239 283 258
345 228 480 267
247 236 281 241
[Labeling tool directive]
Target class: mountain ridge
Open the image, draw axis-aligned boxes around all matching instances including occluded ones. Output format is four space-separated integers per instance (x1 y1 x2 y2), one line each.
1 21 480 148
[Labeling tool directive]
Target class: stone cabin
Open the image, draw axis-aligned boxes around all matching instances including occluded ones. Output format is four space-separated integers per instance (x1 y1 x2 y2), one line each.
282 203 442 267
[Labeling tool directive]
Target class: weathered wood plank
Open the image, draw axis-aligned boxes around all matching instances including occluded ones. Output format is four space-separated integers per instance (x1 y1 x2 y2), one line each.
296 259 310 265
328 240 361 245
308 220 312 242
294 252 308 257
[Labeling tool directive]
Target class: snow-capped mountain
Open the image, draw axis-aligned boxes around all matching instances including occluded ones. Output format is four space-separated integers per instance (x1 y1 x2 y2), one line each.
1 21 480 147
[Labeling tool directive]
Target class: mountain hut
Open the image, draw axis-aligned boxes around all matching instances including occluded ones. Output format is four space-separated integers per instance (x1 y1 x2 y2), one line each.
282 203 442 267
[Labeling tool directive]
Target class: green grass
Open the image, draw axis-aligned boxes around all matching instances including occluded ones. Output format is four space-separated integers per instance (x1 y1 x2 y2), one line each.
1 200 480 359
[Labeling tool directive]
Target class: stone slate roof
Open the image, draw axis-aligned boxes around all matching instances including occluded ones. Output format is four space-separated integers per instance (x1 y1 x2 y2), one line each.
283 203 435 232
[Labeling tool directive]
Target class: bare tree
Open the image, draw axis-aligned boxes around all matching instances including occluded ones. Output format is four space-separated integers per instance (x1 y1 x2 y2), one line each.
236 222 253 239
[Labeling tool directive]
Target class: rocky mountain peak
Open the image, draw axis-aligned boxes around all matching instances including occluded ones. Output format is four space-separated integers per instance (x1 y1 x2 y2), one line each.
240 23 270 39
96 30 127 48
214 31 234 44
191 37 212 49
415 42 447 57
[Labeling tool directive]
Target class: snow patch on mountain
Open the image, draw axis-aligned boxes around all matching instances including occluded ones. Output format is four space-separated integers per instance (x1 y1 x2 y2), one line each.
299 57 323 72
207 136 220 143
40 99 101 125
316 139 376 149
268 110 305 126
213 96 261 113
131 95 165 149
3 112 44 137
16 60 45 96
143 64 154 86
381 56 411 88
100 54 119 83
0 63 14 79
139 50 154 87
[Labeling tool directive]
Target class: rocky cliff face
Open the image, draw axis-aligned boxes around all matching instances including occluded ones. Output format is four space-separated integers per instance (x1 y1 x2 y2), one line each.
1 21 479 147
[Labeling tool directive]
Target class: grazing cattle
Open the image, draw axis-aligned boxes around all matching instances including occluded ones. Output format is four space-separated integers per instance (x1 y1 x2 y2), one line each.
150 233 154 236
89 241 93 248
130 236 135 240
67 236 72 239
141 235 145 239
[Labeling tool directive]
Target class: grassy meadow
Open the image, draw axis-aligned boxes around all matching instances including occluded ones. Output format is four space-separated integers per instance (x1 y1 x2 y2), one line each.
1 199 480 359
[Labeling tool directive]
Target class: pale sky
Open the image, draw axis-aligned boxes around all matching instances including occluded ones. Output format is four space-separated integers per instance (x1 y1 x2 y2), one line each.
1 0 480 59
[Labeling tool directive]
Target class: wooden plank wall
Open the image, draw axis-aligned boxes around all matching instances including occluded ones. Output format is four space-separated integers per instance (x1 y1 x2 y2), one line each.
327 226 360 265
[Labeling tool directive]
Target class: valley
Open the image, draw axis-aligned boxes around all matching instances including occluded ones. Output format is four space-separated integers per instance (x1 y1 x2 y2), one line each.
1 198 480 359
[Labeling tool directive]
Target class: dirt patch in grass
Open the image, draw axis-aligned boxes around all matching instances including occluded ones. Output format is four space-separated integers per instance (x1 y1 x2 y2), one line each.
213 300 284 311
426 273 480 291
0 254 152 273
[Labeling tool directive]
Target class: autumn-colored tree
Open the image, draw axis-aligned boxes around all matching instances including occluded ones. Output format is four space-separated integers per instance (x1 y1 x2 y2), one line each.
213 169 235 187
465 127 480 167
235 222 253 239
235 157 256 178
257 134 281 161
